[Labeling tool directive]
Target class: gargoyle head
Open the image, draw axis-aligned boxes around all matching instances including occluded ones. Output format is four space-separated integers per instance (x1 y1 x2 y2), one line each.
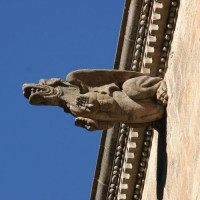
23 78 66 106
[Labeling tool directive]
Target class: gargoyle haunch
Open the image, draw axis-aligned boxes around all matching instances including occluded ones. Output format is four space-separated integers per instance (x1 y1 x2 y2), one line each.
23 70 168 131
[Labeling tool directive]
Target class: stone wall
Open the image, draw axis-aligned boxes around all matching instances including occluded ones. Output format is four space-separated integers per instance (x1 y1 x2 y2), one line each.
142 0 200 199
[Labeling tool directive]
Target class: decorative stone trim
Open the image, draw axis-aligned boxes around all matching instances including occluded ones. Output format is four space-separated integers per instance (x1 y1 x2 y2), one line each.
157 0 179 77
93 1 179 200
117 129 142 200
142 0 171 75
107 124 129 200
107 1 155 199
131 0 153 72
106 1 179 200
132 127 154 200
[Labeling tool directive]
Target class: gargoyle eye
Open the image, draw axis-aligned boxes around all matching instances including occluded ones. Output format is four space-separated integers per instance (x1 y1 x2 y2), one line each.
39 79 45 85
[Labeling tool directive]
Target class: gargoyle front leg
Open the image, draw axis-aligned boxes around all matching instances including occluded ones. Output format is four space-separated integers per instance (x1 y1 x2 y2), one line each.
75 117 98 131
76 95 99 112
156 80 168 106
75 117 115 131
76 92 118 113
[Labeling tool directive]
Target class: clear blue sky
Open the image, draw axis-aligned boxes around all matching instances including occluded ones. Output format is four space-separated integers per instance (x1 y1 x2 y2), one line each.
0 1 124 199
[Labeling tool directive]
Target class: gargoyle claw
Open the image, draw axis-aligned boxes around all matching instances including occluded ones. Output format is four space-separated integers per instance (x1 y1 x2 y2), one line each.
76 96 95 112
156 80 168 106
75 117 98 131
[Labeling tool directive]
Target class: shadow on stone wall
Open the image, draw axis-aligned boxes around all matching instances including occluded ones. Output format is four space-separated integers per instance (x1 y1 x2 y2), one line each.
156 116 167 200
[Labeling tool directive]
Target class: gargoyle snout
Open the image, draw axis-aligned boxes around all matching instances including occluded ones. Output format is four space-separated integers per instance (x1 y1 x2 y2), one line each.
22 83 49 100
22 82 63 106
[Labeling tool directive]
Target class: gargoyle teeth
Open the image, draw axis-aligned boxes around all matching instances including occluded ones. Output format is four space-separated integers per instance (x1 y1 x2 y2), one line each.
31 88 36 95
30 88 47 96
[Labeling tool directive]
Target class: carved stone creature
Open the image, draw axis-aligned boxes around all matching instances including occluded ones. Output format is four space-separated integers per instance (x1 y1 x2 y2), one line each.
23 70 168 131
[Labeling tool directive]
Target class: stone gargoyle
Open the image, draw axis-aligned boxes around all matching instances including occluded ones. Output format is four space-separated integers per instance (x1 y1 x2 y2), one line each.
23 70 168 131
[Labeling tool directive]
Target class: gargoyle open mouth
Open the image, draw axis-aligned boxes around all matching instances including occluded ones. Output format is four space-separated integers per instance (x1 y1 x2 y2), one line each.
23 83 62 105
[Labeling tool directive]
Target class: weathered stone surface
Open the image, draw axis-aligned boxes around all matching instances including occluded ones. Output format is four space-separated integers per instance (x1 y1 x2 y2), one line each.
142 0 200 199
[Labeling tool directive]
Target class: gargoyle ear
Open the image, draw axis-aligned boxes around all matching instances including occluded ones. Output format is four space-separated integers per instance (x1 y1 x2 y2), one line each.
39 78 73 88
39 79 46 85
39 78 62 86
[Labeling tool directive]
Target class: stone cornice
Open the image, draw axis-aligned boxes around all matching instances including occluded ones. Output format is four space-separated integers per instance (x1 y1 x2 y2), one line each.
91 1 179 200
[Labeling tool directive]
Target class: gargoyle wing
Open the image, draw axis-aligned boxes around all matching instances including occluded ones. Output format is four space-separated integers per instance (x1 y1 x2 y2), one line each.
66 69 147 93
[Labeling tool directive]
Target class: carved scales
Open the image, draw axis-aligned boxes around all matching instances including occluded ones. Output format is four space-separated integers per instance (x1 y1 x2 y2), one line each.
91 0 179 200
